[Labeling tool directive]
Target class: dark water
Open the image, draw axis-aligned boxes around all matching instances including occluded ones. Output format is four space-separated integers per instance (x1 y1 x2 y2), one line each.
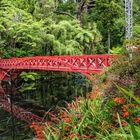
0 72 92 139
0 109 34 140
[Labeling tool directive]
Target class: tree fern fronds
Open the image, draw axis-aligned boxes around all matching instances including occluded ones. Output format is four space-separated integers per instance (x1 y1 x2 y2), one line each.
65 40 80 48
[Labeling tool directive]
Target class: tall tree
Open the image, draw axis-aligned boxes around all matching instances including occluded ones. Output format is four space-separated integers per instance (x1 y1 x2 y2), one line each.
94 0 124 52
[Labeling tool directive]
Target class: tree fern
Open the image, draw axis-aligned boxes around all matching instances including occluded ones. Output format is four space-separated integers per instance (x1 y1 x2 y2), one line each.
0 1 102 57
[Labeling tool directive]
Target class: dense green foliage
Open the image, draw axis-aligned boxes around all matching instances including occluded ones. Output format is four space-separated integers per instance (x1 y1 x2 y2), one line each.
0 0 101 58
0 0 140 58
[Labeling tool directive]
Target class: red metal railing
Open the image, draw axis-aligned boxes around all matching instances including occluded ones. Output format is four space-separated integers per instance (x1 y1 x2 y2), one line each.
0 54 117 80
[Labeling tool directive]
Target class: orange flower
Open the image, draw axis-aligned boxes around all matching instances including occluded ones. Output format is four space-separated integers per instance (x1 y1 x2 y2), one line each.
65 118 71 123
69 133 78 139
50 117 57 121
108 123 114 128
122 105 127 111
60 112 67 119
122 122 128 127
115 119 119 123
122 111 129 118
127 104 136 107
133 117 140 124
113 97 125 103
67 103 72 108
64 125 71 130
30 123 45 140
122 104 136 112
80 135 95 139
115 120 128 127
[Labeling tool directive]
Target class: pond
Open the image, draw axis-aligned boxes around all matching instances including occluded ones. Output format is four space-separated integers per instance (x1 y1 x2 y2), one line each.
0 72 92 139
0 109 34 140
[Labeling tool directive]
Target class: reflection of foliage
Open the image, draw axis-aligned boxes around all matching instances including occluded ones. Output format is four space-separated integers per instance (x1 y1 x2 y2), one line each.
17 71 92 109
20 72 39 81
19 83 36 92
19 72 39 92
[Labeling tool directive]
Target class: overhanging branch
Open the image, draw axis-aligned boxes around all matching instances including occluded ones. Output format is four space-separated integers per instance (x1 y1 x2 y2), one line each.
54 11 76 19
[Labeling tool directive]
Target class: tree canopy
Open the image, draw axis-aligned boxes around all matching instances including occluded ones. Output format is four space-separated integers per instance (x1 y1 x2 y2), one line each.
0 0 140 58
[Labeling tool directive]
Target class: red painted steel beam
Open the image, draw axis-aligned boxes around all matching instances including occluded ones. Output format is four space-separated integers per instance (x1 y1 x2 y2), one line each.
0 55 117 80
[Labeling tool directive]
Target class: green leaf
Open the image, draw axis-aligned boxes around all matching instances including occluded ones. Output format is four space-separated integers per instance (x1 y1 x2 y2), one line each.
115 84 140 105
0 24 5 31
117 113 128 139
85 37 90 43
129 116 139 140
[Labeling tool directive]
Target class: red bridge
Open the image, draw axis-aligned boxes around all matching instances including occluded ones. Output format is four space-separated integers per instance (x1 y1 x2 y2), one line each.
0 54 117 126
0 54 116 81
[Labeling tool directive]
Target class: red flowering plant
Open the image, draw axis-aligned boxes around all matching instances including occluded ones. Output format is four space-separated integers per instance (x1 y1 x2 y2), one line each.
109 96 137 127
42 83 140 139
106 84 140 139
43 96 121 139
113 97 125 103
30 122 45 140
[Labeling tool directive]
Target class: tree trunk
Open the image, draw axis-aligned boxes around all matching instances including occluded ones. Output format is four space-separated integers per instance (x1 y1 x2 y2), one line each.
77 0 86 26
91 33 97 54
89 41 93 54
108 31 111 54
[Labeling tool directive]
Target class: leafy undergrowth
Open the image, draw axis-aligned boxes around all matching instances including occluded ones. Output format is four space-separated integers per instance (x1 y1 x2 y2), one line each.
31 54 140 140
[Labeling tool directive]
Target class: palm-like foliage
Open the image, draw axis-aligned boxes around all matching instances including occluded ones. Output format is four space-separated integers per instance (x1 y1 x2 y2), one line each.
0 0 102 57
